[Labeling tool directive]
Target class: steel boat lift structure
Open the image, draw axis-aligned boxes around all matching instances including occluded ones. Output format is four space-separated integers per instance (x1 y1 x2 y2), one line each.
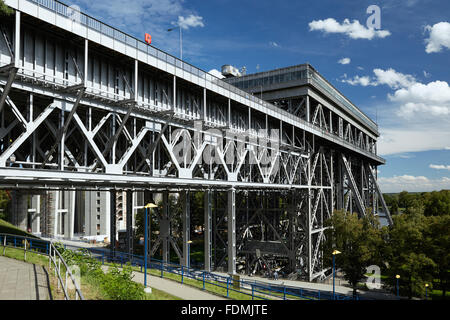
0 0 391 281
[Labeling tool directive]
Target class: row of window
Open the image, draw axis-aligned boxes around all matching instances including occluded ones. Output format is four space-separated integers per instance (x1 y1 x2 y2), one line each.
228 70 308 90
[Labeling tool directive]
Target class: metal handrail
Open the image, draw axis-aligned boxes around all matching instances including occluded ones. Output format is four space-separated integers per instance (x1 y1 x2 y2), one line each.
0 233 84 300
69 245 357 300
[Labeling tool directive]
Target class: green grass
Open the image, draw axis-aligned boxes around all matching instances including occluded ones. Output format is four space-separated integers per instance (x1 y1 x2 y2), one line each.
0 245 180 300
145 287 182 300
0 219 38 238
1 244 49 265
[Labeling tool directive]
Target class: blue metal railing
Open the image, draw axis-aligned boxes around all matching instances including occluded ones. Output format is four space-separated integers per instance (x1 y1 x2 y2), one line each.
60 244 359 301
0 233 84 300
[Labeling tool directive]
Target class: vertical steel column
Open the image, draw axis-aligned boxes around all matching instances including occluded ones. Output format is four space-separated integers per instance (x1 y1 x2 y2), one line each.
29 94 36 169
84 39 88 84
203 88 207 121
60 105 65 171
204 189 212 272
126 190 133 257
182 190 190 267
14 10 20 67
227 99 231 127
329 111 333 133
306 95 310 123
227 188 236 275
110 190 116 259
172 75 176 111
135 60 139 102
307 146 313 281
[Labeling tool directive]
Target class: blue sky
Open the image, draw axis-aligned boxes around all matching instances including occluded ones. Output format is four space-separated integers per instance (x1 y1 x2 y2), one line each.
68 0 450 193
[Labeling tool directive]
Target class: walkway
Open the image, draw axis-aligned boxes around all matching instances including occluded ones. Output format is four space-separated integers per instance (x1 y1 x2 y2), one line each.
101 266 227 300
0 256 51 300
213 272 398 300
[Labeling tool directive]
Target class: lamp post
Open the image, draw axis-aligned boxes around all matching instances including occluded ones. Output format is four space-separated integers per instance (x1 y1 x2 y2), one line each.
144 203 158 293
167 25 182 60
396 275 400 298
332 250 341 300
425 283 429 300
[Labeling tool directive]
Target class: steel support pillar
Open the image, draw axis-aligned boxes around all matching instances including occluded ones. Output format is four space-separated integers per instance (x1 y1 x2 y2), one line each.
227 188 236 275
110 190 116 258
182 190 190 267
126 190 134 257
204 189 212 272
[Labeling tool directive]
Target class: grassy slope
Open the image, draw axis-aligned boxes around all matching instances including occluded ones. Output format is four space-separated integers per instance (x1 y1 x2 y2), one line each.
0 219 38 238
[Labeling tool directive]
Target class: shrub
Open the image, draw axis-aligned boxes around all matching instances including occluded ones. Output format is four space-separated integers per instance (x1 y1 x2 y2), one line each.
53 243 145 300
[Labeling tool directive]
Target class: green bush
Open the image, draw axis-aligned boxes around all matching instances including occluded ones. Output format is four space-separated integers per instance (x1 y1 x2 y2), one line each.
53 243 145 300
101 264 145 300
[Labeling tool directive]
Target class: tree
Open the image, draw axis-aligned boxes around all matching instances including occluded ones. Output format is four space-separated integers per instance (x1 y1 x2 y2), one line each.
0 0 13 16
0 190 10 220
425 215 450 298
390 198 399 215
324 210 383 298
423 190 450 217
384 209 436 298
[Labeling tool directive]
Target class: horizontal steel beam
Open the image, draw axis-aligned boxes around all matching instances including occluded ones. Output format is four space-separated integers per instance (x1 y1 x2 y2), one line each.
0 167 333 191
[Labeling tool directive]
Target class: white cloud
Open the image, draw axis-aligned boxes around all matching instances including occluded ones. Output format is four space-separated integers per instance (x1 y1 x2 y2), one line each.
378 175 450 193
208 69 225 79
341 75 375 86
373 68 416 89
72 0 204 57
429 164 450 170
177 14 204 30
308 18 391 40
424 22 450 53
341 68 450 120
378 128 450 155
269 41 280 48
390 80 450 118
341 68 416 89
423 70 431 78
338 57 351 65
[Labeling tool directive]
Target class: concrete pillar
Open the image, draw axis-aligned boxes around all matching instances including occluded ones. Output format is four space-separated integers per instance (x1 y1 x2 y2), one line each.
204 190 212 272
11 191 27 230
182 191 190 267
44 190 57 237
67 191 76 239
110 190 116 258
227 188 236 275
126 190 133 256
53 190 59 237
30 194 40 235
161 191 170 263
